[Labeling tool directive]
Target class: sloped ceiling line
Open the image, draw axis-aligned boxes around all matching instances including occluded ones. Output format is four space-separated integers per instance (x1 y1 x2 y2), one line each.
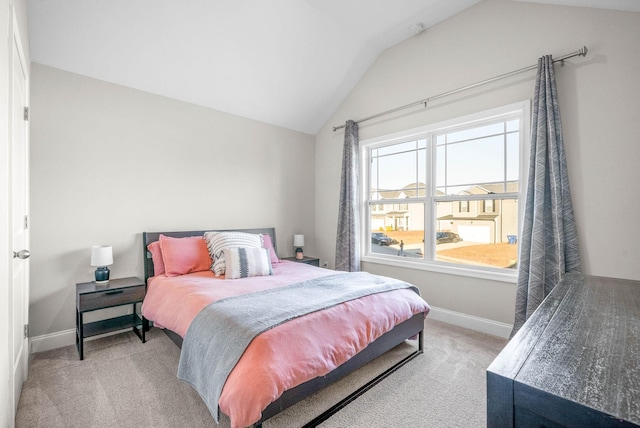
27 0 637 134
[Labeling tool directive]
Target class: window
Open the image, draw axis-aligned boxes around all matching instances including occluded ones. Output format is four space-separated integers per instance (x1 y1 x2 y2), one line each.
483 199 495 213
362 102 528 277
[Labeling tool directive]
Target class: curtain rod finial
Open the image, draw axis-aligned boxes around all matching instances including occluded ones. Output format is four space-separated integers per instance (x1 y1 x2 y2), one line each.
580 46 588 57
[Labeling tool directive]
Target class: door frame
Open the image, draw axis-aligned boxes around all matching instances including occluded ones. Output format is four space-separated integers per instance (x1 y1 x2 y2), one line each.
7 5 30 425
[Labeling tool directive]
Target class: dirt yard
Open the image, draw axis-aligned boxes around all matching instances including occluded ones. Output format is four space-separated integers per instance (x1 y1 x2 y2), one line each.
383 230 518 268
438 243 517 268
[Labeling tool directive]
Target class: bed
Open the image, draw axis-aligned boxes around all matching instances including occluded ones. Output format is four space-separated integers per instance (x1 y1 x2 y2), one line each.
141 228 430 428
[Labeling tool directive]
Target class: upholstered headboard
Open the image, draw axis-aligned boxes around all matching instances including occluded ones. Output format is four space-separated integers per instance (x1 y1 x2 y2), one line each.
142 228 277 282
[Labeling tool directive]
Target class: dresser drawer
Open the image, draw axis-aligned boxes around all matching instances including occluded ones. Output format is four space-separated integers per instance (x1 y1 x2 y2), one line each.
78 285 145 312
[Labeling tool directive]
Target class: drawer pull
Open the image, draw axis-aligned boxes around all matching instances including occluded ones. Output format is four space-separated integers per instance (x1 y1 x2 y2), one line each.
105 290 124 295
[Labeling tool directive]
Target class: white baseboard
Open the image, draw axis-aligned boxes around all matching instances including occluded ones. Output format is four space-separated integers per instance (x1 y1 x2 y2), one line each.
30 328 129 354
427 306 512 338
30 329 75 354
30 306 512 354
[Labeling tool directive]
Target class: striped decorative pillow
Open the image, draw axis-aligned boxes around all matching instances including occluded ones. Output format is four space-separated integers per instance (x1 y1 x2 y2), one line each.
204 231 263 276
223 247 272 279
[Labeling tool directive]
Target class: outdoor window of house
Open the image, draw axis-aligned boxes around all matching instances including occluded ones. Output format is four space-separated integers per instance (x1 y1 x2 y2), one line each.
362 101 528 278
483 199 495 213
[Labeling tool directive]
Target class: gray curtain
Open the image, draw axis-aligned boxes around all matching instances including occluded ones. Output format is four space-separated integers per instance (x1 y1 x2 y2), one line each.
512 55 581 336
335 120 360 272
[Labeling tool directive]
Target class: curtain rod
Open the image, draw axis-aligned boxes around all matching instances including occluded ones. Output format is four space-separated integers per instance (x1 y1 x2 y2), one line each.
332 46 588 131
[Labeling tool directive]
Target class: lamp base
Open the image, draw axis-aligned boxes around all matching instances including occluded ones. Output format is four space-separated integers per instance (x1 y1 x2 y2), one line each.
95 266 110 283
295 248 304 260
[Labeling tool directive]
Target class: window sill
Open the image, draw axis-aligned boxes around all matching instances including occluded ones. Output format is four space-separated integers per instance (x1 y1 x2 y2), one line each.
361 254 518 283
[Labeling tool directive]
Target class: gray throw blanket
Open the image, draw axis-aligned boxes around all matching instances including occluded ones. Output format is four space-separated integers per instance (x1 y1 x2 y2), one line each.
177 271 420 422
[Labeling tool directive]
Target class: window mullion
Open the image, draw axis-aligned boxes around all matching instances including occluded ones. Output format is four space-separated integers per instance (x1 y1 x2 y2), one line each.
424 132 434 261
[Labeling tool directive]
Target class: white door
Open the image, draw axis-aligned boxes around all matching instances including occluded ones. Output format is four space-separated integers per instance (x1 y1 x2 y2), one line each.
10 15 30 419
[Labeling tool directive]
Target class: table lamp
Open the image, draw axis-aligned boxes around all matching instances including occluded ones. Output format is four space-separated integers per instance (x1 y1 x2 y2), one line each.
91 245 113 284
293 235 304 260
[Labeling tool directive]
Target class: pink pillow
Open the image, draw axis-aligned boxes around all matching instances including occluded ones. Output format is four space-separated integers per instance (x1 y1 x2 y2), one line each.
147 241 165 276
159 235 212 277
261 233 280 264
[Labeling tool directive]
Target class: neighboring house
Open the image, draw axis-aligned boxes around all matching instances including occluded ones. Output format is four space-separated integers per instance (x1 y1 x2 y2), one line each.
370 183 427 232
438 182 519 244
372 181 519 244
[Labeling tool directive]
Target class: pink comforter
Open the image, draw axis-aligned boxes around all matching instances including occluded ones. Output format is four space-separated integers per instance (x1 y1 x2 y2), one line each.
142 262 430 428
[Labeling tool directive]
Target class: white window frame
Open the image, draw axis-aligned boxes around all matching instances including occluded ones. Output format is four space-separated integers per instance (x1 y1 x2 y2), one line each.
360 101 530 283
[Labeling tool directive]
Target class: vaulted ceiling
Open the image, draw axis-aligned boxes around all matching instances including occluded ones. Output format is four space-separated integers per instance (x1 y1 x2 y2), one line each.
27 0 640 135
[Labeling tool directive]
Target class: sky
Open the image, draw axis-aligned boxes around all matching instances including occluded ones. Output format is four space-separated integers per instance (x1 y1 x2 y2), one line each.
370 118 520 196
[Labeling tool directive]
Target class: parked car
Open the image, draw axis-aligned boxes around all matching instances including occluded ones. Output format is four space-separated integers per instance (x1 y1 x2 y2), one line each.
436 231 462 244
371 232 397 246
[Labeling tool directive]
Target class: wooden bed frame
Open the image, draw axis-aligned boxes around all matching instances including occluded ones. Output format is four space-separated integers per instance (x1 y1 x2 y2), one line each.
142 228 425 427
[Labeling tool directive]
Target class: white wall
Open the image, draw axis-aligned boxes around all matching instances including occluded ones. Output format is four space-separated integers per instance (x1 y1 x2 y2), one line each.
2 0 29 425
29 64 316 340
315 0 640 326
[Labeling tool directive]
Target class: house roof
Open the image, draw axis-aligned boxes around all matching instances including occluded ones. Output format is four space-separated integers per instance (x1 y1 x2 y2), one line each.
438 214 499 221
374 181 518 200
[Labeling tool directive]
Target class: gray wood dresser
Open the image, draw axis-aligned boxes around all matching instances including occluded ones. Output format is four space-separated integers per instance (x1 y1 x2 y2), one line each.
487 273 640 427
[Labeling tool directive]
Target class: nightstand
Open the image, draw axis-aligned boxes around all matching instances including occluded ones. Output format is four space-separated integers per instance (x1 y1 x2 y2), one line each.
76 277 147 360
282 256 320 267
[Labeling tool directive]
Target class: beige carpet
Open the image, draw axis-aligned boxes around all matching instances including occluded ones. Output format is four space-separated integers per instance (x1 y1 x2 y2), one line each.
16 319 507 427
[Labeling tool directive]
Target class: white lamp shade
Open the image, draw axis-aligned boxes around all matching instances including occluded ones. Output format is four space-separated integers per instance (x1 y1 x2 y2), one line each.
91 245 113 267
293 235 305 247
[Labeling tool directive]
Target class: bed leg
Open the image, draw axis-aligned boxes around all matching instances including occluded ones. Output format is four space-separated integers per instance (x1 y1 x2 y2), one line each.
419 329 424 352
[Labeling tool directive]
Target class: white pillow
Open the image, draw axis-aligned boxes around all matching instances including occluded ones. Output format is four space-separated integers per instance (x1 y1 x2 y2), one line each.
223 247 273 279
204 231 263 276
